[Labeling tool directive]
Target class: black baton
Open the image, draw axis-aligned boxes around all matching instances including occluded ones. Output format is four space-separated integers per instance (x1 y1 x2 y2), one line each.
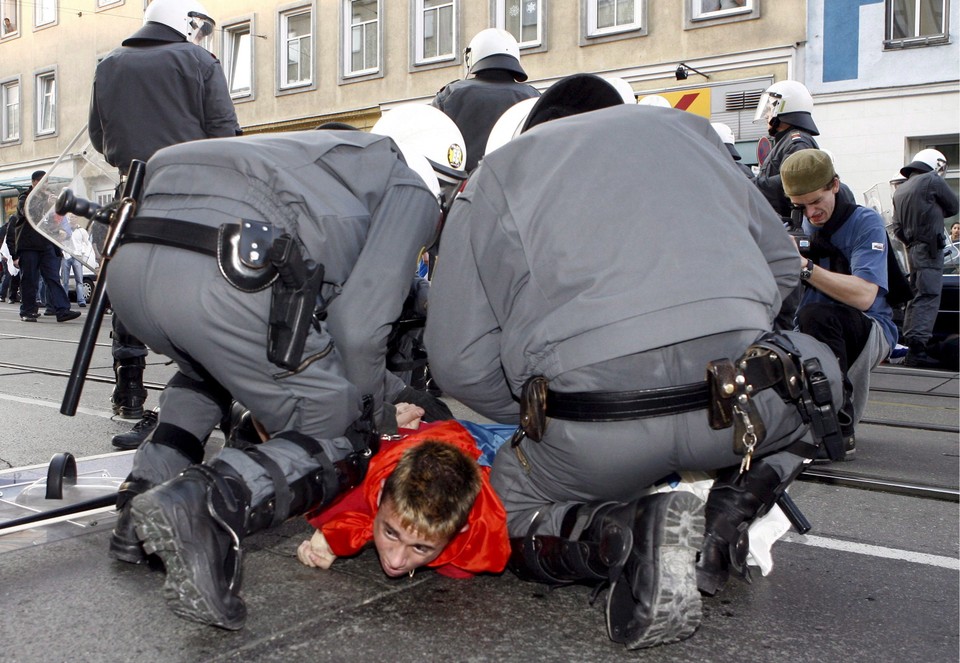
61 160 145 416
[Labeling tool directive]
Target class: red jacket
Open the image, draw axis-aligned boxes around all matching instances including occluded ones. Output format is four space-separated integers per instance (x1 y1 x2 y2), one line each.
307 420 510 577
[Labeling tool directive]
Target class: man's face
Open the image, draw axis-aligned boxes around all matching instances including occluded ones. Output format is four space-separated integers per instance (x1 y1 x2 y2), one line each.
788 179 839 227
951 223 959 241
372 497 450 577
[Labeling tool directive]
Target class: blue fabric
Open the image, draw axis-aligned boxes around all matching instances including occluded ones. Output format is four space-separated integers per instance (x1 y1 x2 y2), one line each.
458 420 518 467
800 206 898 350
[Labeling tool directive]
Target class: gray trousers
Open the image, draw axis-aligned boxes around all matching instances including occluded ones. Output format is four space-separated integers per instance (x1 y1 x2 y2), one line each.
491 329 843 538
111 244 361 498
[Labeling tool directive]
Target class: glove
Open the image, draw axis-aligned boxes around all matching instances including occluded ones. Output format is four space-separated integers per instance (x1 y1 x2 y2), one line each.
394 386 454 422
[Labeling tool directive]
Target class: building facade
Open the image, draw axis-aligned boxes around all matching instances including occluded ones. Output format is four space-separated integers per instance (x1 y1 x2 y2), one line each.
0 0 808 219
805 0 959 222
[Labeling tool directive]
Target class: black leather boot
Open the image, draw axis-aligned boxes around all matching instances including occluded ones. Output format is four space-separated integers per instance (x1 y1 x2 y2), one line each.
108 477 155 564
109 424 203 565
696 462 782 596
130 459 250 630
112 358 147 419
604 492 704 650
131 430 372 630
509 493 705 650
508 501 633 586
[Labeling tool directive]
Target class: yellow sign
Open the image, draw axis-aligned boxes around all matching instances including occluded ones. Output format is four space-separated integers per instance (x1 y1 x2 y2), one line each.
639 88 711 118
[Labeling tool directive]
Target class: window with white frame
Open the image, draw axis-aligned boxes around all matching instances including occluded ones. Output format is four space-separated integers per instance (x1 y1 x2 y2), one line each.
496 0 542 47
1 79 19 141
35 70 56 135
280 8 312 89
345 0 379 76
1 0 18 36
224 22 252 97
886 0 948 44
34 0 55 27
587 0 640 36
416 0 456 64
692 0 752 20
97 0 123 7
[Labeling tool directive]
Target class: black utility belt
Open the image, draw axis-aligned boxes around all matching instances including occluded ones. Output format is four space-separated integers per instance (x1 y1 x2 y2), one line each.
545 381 710 422
120 217 218 257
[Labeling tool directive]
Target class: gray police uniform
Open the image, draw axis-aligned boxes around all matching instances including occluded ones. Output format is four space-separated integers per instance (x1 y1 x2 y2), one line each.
893 170 960 347
432 72 539 171
754 128 819 219
424 105 842 538
108 131 439 501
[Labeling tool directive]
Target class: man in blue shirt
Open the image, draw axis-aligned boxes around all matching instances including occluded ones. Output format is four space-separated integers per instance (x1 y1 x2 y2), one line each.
781 150 896 461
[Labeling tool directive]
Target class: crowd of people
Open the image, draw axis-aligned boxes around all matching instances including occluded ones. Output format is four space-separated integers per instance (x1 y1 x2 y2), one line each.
0 171 83 323
20 0 954 651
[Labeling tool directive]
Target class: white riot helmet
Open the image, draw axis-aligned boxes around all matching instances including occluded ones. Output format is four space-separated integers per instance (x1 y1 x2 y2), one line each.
711 122 743 161
604 77 638 104
638 94 671 108
465 28 527 82
144 0 215 45
753 80 819 136
371 105 467 201
484 74 624 154
901 148 948 178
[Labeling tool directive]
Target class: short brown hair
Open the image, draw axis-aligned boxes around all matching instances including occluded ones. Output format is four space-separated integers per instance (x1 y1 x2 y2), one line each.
381 441 481 541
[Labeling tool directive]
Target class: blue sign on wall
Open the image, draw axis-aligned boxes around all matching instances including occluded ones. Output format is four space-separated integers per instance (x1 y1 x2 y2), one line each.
823 0 883 82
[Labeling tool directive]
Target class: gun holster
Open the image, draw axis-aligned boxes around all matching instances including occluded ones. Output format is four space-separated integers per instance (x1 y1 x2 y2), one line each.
266 233 324 372
798 357 845 460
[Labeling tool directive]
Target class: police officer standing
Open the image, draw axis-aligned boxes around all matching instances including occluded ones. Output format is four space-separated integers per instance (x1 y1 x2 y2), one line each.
753 80 821 218
88 0 240 444
432 28 539 172
892 149 959 367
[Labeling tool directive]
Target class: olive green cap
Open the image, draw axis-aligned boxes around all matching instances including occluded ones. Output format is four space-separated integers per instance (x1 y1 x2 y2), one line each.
780 149 836 196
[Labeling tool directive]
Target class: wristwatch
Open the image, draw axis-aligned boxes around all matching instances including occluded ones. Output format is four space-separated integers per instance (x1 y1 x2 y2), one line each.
800 259 814 281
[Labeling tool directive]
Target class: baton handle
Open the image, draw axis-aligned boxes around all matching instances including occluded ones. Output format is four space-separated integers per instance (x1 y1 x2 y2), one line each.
777 492 811 535
0 493 117 532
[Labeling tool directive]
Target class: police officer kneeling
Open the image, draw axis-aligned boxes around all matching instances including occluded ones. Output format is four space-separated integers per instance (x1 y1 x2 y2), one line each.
106 115 461 630
424 101 846 649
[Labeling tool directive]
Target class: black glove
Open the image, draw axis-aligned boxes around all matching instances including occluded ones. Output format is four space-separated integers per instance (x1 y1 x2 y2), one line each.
394 386 454 422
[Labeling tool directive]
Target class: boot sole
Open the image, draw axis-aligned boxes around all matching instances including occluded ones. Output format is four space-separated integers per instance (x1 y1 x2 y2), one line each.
131 491 246 630
606 491 705 650
109 531 149 565
113 404 145 420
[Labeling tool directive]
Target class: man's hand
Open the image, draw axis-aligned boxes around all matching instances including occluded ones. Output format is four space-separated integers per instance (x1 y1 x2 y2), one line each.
395 402 425 430
297 530 337 569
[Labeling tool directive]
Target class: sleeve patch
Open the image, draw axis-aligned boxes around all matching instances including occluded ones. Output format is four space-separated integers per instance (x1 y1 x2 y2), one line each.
872 242 885 251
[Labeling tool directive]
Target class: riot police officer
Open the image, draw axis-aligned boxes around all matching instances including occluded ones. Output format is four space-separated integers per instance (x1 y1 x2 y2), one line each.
425 83 844 650
88 0 240 435
432 28 540 172
109 109 465 630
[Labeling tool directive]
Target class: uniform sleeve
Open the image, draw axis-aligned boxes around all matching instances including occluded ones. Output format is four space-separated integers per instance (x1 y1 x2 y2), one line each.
745 184 800 310
935 177 960 219
424 186 519 422
201 58 241 138
754 136 817 217
326 184 439 424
